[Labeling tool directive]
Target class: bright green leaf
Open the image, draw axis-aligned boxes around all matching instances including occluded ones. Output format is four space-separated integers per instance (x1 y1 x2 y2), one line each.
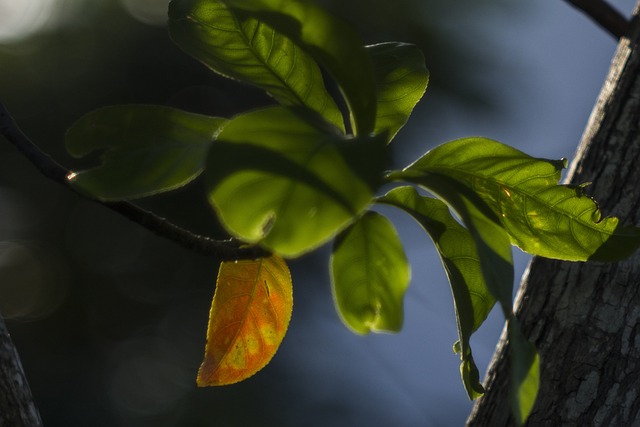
509 318 540 425
66 105 224 200
168 0 344 130
378 186 494 398
366 43 429 142
406 137 640 261
206 107 386 257
330 211 410 334
218 0 376 136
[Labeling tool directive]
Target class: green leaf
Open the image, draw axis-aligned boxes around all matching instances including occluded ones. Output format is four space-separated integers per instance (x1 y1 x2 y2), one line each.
366 43 429 142
406 137 640 261
218 0 376 136
206 107 387 257
168 0 344 130
330 211 410 334
378 186 495 398
66 105 224 200
389 170 514 316
509 318 540 425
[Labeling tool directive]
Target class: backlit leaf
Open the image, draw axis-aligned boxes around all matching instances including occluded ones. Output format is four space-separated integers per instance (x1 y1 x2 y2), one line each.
331 211 410 334
206 106 387 257
378 186 494 398
66 105 224 200
386 171 538 422
219 0 377 135
197 255 292 386
509 318 540 425
406 137 640 261
389 170 514 316
367 43 429 142
168 0 344 130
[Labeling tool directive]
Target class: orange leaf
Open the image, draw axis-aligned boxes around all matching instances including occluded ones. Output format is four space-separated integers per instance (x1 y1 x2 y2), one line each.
197 255 293 386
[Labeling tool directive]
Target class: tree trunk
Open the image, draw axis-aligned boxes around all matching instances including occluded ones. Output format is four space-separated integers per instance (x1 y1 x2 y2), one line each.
0 314 42 426
467 4 640 427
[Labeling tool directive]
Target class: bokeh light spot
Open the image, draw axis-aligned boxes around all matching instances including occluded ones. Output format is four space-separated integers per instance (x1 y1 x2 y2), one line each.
0 241 69 320
0 0 58 43
119 0 169 26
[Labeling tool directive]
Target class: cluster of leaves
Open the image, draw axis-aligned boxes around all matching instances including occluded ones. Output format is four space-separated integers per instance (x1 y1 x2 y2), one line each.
64 0 640 423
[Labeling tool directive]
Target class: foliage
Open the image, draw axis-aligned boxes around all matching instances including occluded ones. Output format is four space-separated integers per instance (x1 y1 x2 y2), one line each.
63 0 640 423
197 255 292 386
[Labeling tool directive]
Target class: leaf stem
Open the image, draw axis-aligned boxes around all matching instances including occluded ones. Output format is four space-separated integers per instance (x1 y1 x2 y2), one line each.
0 102 269 261
563 0 631 40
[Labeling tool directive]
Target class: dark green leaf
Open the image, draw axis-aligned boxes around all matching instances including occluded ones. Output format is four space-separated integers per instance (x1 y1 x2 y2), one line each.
509 318 540 425
168 0 344 130
389 171 514 316
66 105 224 200
378 186 494 398
366 43 429 142
218 0 377 136
206 107 386 257
330 211 410 334
405 137 640 261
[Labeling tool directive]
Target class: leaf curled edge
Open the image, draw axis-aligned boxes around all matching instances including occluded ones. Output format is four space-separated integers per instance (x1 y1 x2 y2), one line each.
197 255 292 386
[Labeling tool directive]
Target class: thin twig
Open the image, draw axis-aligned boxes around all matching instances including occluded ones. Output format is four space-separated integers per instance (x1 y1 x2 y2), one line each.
0 102 269 261
564 0 631 40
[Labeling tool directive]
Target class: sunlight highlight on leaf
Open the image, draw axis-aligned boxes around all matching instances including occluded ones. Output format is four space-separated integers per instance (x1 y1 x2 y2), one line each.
407 137 640 261
206 106 386 257
367 43 429 142
220 0 377 135
197 255 292 386
168 0 344 130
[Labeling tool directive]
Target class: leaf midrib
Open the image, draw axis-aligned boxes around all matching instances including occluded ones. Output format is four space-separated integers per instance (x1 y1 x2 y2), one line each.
426 166 615 237
184 12 323 114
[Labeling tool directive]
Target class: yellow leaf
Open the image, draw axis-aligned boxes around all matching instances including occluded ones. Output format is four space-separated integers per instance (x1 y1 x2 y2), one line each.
197 255 293 386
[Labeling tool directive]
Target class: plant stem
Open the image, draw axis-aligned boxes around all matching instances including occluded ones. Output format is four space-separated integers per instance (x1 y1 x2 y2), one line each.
564 0 630 39
0 102 269 261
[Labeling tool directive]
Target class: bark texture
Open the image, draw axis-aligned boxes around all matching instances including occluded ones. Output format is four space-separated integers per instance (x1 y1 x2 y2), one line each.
467 5 640 427
0 315 42 426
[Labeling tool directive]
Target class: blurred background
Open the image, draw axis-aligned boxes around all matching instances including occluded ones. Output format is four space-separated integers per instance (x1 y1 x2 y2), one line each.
0 0 636 425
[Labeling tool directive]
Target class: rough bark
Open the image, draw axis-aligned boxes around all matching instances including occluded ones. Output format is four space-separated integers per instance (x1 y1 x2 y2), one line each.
467 4 640 427
0 315 42 426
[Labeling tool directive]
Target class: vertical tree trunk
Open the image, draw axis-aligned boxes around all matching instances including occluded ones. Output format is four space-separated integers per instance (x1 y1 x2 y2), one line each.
467 4 640 427
0 315 42 426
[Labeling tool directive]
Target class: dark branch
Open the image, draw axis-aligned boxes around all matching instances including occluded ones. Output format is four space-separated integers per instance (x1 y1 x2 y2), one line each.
564 0 631 40
0 314 43 427
0 102 269 261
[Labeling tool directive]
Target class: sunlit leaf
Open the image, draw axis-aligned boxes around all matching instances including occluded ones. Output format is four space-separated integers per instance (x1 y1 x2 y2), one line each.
206 107 387 257
330 211 410 334
197 255 292 386
219 0 376 135
367 43 429 142
406 137 640 261
168 0 344 130
389 170 514 315
66 105 224 200
378 186 494 398
509 318 540 425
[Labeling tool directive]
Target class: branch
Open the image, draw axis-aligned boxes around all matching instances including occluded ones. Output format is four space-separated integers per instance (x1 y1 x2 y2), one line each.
564 0 631 39
0 102 269 261
0 314 43 427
